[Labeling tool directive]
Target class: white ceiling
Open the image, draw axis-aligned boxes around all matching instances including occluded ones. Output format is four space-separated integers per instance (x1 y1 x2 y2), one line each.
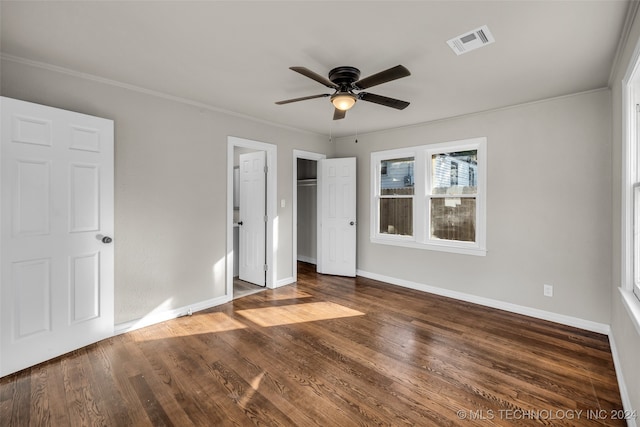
0 1 630 137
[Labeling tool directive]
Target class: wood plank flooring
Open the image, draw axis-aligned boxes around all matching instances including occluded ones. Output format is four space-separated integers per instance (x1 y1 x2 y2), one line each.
0 262 628 426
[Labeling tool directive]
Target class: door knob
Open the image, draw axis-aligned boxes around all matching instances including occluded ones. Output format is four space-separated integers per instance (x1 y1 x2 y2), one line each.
101 236 113 244
349 221 355 226
237 221 243 226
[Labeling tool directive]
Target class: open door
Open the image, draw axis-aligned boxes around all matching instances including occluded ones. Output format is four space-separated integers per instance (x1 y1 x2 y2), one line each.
317 157 357 276
238 151 266 286
0 97 114 376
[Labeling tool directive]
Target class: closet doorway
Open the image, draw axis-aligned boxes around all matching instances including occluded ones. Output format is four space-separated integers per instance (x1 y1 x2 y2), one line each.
293 150 326 280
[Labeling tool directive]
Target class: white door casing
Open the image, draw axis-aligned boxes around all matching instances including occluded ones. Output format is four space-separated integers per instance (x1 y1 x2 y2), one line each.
239 151 266 286
317 157 357 276
0 97 114 376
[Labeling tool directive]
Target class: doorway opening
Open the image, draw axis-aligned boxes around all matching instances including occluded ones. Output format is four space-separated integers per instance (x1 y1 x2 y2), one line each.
293 150 326 280
227 137 277 300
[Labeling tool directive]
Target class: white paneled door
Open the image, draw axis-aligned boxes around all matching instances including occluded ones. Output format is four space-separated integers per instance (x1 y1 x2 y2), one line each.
318 157 356 276
239 151 266 286
0 97 114 376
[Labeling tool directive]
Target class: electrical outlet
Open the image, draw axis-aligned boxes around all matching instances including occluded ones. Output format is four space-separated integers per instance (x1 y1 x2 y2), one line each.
543 284 553 297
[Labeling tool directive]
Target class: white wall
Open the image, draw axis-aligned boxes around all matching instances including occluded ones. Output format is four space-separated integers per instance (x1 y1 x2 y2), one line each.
0 58 332 324
335 89 612 324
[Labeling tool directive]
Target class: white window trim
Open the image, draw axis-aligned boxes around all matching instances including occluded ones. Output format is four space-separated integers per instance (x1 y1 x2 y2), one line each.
370 137 487 256
371 148 418 242
620 35 640 337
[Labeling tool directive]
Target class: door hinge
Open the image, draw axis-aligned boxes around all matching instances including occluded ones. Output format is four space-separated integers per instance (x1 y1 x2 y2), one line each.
264 215 268 222
264 264 269 271
264 165 268 173
636 104 640 113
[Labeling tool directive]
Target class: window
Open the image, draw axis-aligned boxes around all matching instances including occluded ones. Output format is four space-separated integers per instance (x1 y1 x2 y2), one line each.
429 150 477 243
633 110 640 301
626 99 640 302
371 137 486 256
632 186 640 298
377 157 414 237
620 47 640 333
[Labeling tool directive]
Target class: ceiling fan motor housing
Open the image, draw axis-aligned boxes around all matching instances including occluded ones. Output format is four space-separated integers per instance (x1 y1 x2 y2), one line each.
328 66 361 89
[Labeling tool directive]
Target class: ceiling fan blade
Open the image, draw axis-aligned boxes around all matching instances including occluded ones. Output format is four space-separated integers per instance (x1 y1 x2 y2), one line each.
275 94 330 105
290 67 338 89
333 108 346 120
359 92 410 110
353 65 410 90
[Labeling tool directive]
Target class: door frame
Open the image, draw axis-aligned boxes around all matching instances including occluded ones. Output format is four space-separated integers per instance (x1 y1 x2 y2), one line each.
292 150 326 279
227 136 277 297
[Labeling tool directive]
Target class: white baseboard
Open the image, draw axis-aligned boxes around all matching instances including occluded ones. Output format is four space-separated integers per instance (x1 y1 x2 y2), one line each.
275 276 295 288
114 294 231 335
297 255 317 265
607 332 638 427
356 269 610 335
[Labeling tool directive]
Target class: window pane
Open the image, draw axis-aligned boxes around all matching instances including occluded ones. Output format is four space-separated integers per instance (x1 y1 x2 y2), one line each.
430 197 476 242
380 198 413 236
381 157 414 196
432 150 478 195
634 185 640 297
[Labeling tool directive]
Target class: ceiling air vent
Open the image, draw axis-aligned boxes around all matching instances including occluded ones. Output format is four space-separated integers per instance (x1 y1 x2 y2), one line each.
447 25 495 56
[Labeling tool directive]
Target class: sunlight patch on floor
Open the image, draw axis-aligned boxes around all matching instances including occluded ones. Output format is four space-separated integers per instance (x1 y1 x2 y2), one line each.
236 302 365 327
266 287 313 301
239 372 265 409
189 312 248 333
131 312 247 341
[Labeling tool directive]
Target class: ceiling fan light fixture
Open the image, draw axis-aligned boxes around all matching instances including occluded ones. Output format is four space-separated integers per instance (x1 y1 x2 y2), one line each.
331 92 357 111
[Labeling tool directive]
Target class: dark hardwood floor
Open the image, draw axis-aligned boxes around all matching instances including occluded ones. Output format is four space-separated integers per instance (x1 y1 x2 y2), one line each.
0 262 627 426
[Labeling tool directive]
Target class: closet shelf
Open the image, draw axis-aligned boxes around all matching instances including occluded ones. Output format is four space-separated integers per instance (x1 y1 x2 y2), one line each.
297 179 317 186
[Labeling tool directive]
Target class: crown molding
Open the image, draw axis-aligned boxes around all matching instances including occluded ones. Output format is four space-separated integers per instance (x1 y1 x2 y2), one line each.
0 52 321 138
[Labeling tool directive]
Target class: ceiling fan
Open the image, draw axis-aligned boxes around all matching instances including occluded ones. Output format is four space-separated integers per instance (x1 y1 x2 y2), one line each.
275 65 411 120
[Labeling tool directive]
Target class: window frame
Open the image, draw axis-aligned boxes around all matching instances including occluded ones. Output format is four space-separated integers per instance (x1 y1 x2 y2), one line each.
370 137 487 256
372 150 418 243
624 73 640 305
619 38 640 336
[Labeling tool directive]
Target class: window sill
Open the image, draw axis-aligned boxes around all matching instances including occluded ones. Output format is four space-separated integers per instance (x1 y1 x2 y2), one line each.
371 236 487 256
619 287 640 337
